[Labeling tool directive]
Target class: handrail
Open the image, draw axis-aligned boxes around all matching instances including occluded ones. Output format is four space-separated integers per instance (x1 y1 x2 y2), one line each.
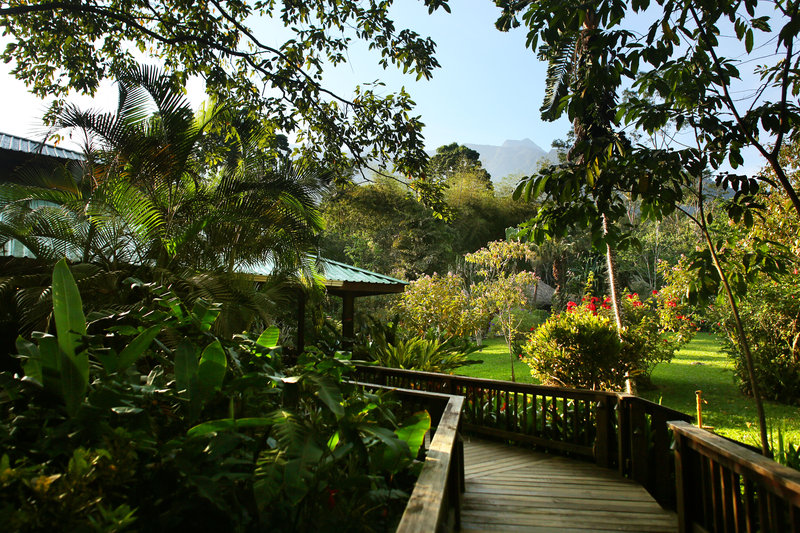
355 365 693 509
355 381 465 533
617 394 693 508
671 421 800 532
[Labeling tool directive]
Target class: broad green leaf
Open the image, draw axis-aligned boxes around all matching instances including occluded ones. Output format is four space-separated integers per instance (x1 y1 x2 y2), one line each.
395 411 432 458
51 259 88 390
187 416 278 437
115 325 161 371
16 336 42 383
174 339 199 394
198 340 227 392
191 300 221 332
37 334 62 395
305 373 344 418
60 350 87 415
327 431 340 451
256 326 280 349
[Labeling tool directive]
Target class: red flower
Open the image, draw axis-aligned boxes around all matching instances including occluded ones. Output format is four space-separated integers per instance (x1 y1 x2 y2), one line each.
587 303 597 312
601 303 611 309
632 301 643 307
590 296 600 303
327 489 339 509
626 294 635 300
652 290 659 295
676 314 684 320
667 301 677 307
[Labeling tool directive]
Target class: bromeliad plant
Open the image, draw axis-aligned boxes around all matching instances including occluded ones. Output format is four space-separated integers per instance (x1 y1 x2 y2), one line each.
0 260 430 532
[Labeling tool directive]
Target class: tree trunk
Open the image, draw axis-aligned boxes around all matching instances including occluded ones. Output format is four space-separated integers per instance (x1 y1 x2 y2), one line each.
602 213 624 331
701 224 770 455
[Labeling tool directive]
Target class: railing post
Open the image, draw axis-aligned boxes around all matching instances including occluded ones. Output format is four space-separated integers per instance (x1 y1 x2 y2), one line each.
617 394 631 477
651 411 674 507
594 395 612 468
629 397 648 487
672 428 691 533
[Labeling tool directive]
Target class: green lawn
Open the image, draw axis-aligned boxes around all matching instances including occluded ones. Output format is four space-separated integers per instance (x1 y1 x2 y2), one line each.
640 332 800 446
455 336 538 383
456 333 800 447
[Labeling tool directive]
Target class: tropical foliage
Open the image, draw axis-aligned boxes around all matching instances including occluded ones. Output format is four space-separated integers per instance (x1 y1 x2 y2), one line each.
0 260 429 531
354 317 479 374
0 66 325 341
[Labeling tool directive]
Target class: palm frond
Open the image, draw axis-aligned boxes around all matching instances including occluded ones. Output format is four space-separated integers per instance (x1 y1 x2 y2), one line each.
540 33 579 121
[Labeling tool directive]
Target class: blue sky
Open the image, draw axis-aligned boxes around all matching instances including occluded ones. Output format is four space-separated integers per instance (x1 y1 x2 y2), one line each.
317 1 572 150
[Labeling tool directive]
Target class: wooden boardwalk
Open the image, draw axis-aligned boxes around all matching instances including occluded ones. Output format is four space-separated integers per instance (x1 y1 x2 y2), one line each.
460 438 678 533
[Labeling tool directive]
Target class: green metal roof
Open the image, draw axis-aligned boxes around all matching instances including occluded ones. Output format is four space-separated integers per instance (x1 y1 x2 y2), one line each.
239 256 406 296
0 132 84 161
317 257 406 286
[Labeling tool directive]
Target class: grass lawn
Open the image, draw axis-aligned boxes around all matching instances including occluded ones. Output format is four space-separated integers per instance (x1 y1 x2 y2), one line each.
456 332 800 447
640 332 800 447
455 336 538 384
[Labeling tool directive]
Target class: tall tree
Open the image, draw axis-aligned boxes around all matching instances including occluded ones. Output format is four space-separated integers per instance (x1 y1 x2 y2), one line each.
428 143 493 190
0 0 452 188
498 1 633 334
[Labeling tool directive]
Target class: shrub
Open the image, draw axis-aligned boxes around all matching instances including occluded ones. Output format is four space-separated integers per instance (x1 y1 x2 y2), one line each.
619 290 695 386
711 273 800 404
522 290 694 391
522 304 630 390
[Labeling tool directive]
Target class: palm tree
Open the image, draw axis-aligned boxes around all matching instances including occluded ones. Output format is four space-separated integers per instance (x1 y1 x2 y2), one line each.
0 65 326 339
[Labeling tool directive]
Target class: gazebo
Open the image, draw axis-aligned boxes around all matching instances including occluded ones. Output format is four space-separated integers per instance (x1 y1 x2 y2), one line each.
241 257 407 349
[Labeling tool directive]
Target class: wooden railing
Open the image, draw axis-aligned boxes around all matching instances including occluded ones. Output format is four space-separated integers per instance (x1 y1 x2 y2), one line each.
671 421 800 532
355 365 692 509
618 394 694 508
354 382 465 533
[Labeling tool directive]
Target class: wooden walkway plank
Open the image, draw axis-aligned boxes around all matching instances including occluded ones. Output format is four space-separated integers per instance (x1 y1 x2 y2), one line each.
459 437 677 533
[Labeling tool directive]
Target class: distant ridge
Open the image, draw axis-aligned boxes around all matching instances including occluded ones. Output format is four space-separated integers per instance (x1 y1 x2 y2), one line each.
463 138 557 180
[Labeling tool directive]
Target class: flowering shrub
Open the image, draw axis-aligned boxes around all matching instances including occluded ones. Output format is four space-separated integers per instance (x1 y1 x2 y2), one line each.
521 304 632 390
618 290 696 386
522 290 695 390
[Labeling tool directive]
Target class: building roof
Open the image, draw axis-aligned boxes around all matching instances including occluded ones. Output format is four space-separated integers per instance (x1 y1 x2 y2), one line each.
0 132 84 162
317 257 406 286
242 256 407 297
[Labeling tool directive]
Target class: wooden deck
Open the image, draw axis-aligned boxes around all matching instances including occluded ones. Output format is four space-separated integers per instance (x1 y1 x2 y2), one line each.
460 437 678 533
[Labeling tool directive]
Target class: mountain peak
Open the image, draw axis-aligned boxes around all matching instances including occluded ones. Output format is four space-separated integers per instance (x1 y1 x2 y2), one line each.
501 138 537 149
463 139 556 180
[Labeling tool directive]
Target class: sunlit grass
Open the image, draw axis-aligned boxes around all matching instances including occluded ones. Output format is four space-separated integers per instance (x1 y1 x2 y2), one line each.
456 332 800 447
454 336 538 384
640 332 800 447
